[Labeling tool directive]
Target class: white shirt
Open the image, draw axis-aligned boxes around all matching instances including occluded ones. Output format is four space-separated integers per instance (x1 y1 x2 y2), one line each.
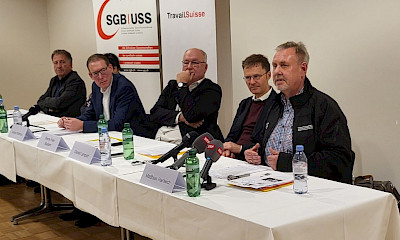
100 76 113 121
155 78 204 144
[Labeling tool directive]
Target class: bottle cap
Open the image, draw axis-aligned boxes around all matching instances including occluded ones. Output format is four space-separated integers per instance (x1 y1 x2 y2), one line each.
124 123 130 128
296 145 304 152
101 127 107 133
189 148 197 155
14 106 19 110
99 114 104 119
0 99 3 104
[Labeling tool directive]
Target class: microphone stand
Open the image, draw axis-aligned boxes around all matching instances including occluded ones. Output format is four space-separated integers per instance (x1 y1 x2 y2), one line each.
24 118 46 130
201 174 216 191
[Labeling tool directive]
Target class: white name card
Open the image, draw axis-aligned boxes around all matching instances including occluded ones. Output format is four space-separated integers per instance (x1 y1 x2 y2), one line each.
37 132 69 152
68 141 100 164
8 124 36 141
140 163 186 193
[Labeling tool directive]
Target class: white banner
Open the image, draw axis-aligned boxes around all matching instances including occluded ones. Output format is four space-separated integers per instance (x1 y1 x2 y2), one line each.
159 0 217 86
92 0 161 112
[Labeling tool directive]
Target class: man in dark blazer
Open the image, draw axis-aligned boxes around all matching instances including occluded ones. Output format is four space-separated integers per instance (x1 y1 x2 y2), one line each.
57 53 149 137
36 49 86 117
150 48 223 143
223 54 276 160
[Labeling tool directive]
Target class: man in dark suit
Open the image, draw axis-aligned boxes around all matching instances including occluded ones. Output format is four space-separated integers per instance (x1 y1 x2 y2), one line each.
58 53 149 137
223 54 276 160
150 48 223 143
36 49 86 117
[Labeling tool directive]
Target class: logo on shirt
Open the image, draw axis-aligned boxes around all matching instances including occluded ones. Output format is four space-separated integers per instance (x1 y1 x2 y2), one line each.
297 124 313 132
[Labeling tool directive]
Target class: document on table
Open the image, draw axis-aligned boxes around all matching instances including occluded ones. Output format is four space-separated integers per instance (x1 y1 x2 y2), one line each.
209 163 271 179
228 170 293 191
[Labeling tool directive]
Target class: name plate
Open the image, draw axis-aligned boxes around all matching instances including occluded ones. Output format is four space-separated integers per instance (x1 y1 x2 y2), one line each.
8 124 36 141
37 132 69 152
140 163 186 193
68 141 100 164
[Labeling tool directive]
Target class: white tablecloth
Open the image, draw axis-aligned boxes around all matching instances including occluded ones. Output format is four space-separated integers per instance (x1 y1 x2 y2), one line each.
117 157 400 240
1 113 399 239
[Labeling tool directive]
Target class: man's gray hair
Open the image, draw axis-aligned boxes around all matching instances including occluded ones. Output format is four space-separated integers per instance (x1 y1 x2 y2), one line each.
276 41 309 65
184 48 207 63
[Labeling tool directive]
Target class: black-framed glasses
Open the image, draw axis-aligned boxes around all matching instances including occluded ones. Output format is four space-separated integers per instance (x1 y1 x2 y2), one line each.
90 67 108 78
182 61 206 67
243 72 267 81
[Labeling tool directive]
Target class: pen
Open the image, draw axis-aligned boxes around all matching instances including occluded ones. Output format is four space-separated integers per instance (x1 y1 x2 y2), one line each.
131 160 146 166
32 129 49 133
111 152 123 157
227 173 251 181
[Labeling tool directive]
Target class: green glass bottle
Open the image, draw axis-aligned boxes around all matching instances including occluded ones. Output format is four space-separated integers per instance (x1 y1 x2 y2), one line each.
186 148 200 197
0 99 8 133
122 123 134 160
97 114 107 137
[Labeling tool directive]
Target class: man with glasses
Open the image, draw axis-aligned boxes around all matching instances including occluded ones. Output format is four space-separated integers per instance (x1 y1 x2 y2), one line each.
34 49 86 117
244 42 354 183
223 54 277 160
150 48 223 144
58 54 149 137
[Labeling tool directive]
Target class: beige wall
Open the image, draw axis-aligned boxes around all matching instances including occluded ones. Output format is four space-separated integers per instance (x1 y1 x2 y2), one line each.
47 0 97 89
230 0 400 188
0 0 52 109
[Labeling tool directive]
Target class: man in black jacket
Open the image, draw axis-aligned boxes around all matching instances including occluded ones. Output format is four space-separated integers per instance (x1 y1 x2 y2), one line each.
244 42 354 183
223 54 276 160
150 48 223 143
36 50 86 117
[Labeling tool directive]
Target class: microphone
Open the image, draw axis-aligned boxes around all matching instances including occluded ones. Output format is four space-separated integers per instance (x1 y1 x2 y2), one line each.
168 132 214 170
200 139 223 181
22 105 40 122
151 131 199 164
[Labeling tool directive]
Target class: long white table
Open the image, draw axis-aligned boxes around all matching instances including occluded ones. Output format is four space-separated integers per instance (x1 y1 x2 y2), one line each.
117 159 400 240
0 113 399 239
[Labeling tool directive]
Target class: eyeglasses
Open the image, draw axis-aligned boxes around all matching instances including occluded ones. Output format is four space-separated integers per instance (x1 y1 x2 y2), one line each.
243 72 267 81
90 67 108 78
182 61 206 67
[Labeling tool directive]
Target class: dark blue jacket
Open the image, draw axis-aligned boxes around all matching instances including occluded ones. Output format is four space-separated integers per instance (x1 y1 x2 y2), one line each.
78 73 150 137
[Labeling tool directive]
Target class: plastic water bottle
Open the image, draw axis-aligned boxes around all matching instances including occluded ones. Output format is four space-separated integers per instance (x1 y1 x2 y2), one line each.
99 127 112 166
97 114 107 137
293 145 308 194
0 99 9 133
13 106 23 126
186 148 200 197
122 123 134 160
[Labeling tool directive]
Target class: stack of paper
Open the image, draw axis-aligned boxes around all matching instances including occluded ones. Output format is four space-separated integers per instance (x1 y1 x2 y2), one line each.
228 170 293 192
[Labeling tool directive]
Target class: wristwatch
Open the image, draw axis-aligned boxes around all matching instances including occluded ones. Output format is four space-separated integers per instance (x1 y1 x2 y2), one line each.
177 82 187 88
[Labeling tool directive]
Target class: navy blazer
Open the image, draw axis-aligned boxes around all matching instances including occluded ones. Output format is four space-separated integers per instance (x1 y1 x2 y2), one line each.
225 89 277 159
78 74 150 137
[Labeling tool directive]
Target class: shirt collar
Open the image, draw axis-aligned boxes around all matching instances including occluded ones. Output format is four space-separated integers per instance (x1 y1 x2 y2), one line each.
281 87 304 105
252 87 272 101
188 78 204 92
100 75 113 94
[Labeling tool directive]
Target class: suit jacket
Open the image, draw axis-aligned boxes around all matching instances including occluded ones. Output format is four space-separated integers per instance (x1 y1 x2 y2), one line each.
150 78 224 141
37 71 86 117
78 73 150 137
225 89 277 159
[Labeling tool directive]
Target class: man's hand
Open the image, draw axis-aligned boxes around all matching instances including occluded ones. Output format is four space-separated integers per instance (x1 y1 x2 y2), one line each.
57 117 66 128
62 118 83 131
223 142 241 155
244 143 261 165
176 70 193 84
267 148 279 170
179 113 203 128
222 149 235 158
